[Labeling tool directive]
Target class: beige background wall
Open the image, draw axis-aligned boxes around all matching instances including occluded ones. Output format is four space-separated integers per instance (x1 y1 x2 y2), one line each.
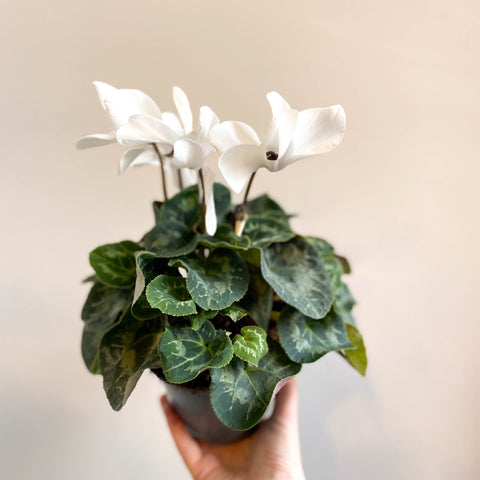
1 1 479 479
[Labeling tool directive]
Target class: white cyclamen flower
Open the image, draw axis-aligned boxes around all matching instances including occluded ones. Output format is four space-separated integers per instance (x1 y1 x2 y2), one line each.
119 89 220 235
76 82 195 188
76 81 162 150
210 92 346 193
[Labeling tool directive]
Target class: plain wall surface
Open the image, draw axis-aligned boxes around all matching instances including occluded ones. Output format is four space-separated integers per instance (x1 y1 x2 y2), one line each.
1 1 479 479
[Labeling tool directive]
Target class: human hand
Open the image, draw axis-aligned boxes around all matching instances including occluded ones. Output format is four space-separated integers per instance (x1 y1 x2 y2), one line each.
161 378 306 480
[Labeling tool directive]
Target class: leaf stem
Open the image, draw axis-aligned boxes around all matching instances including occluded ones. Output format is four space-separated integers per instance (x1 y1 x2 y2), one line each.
198 168 207 235
153 143 168 201
177 169 184 190
242 171 257 207
234 171 257 236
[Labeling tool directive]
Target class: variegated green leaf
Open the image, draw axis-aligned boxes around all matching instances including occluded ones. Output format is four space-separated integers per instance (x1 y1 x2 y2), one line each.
222 305 247 322
171 249 249 311
199 225 250 251
81 282 133 373
132 252 172 320
158 184 201 226
89 240 140 288
261 237 333 319
238 266 273 330
246 194 291 222
146 275 196 316
243 216 295 249
159 321 233 383
344 324 367 376
210 339 301 430
306 237 347 294
334 283 356 326
278 306 353 363
187 309 218 330
144 220 198 258
233 326 268 366
100 312 164 410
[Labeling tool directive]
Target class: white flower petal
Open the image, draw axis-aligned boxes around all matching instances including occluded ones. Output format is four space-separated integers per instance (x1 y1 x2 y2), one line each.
289 105 346 159
120 146 158 173
200 167 217 236
103 88 162 130
161 112 183 134
210 121 261 153
116 113 178 147
218 144 266 193
199 106 220 138
172 138 209 169
173 86 193 133
76 133 116 149
277 109 298 161
266 91 291 118
93 81 118 109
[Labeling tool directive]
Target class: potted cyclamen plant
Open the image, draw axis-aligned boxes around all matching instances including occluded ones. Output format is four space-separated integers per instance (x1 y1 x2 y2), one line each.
77 82 367 444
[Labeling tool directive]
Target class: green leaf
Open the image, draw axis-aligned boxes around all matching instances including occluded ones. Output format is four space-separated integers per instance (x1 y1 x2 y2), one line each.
159 321 233 383
241 247 261 267
99 312 164 410
305 237 334 254
187 309 219 330
144 220 198 258
132 252 172 320
243 216 295 249
199 225 250 251
238 266 273 330
81 282 133 373
278 306 353 363
334 283 356 326
344 324 367 376
171 249 249 311
152 200 164 225
210 339 301 430
213 182 232 223
261 237 333 319
222 305 247 322
89 241 140 288
233 326 268 366
246 194 291 221
146 275 197 316
159 185 201 227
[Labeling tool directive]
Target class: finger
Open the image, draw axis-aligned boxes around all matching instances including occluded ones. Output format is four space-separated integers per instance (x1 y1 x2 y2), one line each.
272 377 299 425
160 395 204 472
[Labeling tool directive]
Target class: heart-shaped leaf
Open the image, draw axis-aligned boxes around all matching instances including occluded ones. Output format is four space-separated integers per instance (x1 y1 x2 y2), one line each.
144 220 198 258
278 306 352 363
199 225 251 251
171 249 249 311
238 266 273 330
261 237 333 319
132 252 172 320
246 194 291 222
89 240 140 288
243 216 295 249
233 326 268 366
159 321 233 383
146 275 197 316
187 309 218 330
100 312 164 410
81 282 133 373
210 339 301 430
222 305 247 322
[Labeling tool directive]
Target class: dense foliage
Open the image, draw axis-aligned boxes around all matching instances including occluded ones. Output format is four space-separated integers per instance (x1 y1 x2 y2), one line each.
81 184 367 431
